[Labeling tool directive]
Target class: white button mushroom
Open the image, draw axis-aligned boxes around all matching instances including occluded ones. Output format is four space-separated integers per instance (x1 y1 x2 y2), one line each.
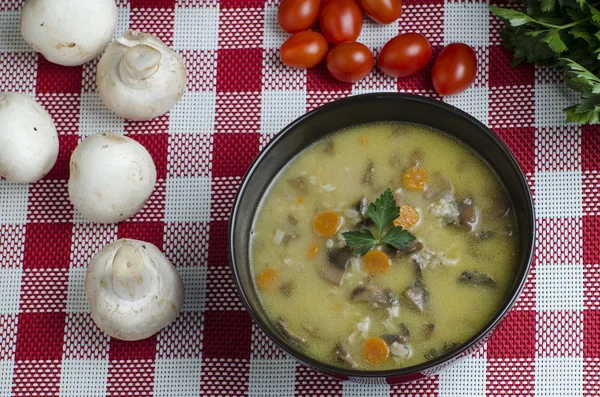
0 93 58 183
68 132 156 223
20 0 117 67
96 30 188 121
85 239 185 341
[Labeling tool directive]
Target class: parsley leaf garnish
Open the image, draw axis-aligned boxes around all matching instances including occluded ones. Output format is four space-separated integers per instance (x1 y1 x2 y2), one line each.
342 229 377 256
366 188 400 238
381 226 417 250
342 188 416 256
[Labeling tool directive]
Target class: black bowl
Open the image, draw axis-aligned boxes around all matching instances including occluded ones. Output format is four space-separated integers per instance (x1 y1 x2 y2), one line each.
228 93 535 383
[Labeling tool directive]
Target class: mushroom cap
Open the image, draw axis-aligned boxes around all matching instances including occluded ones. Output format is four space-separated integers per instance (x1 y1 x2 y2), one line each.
20 0 117 66
96 30 188 121
0 93 58 183
85 239 185 341
68 132 156 223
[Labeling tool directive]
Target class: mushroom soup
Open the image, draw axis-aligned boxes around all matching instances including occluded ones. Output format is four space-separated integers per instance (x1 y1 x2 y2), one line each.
250 122 517 370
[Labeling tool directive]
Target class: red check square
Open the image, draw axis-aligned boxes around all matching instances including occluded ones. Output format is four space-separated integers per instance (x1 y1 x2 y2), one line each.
35 56 83 94
23 223 73 269
202 310 253 359
15 312 66 360
217 48 264 93
212 132 260 178
487 309 536 359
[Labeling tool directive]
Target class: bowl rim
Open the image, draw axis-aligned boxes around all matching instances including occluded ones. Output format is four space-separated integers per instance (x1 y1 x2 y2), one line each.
228 92 535 378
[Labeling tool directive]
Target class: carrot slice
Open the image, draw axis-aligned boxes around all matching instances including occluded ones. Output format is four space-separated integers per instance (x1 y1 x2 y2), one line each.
403 166 429 191
313 211 341 237
393 204 419 229
363 250 391 275
297 195 305 204
362 337 389 365
256 268 279 292
306 242 320 260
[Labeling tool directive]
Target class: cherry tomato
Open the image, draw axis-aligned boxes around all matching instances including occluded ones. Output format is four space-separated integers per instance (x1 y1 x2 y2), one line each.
378 33 432 77
278 0 321 33
280 31 329 69
326 42 374 82
432 43 477 96
320 0 363 45
358 0 402 24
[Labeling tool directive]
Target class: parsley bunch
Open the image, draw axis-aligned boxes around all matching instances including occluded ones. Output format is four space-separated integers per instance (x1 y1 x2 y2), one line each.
343 189 416 256
490 0 600 124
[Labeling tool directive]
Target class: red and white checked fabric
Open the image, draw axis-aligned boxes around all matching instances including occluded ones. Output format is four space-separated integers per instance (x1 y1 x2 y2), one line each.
0 0 599 395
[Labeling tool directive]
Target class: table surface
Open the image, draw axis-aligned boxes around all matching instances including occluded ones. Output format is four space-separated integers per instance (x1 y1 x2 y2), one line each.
1 0 600 395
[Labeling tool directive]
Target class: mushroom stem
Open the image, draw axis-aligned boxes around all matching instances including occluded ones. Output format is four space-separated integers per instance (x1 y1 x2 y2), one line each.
119 44 162 85
112 244 152 300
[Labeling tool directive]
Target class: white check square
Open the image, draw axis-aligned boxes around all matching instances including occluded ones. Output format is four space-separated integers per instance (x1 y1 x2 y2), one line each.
444 87 489 125
0 269 21 314
174 8 220 51
154 358 203 396
59 359 109 397
535 171 583 218
444 2 489 46
0 360 14 397
248 358 296 397
438 357 487 397
260 90 306 147
178 266 207 312
165 176 211 222
114 5 131 39
0 12 30 52
0 182 29 225
79 93 125 136
536 262 584 311
534 84 580 128
66 268 89 313
263 6 287 50
169 91 217 135
356 17 399 50
534 357 583 396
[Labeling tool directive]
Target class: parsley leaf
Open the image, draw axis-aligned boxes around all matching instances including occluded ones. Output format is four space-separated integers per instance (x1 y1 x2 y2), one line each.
343 229 377 256
366 188 400 238
562 58 600 93
343 189 416 256
381 226 417 250
543 30 568 52
490 0 600 124
489 7 534 27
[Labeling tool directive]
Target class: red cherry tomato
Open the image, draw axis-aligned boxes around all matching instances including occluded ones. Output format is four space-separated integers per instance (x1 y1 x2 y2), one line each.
432 43 477 96
358 0 402 24
320 0 363 45
378 33 432 77
280 31 329 69
278 0 321 33
326 42 374 83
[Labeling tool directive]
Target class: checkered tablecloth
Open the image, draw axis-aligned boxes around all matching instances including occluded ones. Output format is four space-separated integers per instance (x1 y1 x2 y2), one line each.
1 0 599 395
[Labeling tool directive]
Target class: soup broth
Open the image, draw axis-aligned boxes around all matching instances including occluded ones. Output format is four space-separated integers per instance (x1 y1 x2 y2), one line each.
251 122 517 370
